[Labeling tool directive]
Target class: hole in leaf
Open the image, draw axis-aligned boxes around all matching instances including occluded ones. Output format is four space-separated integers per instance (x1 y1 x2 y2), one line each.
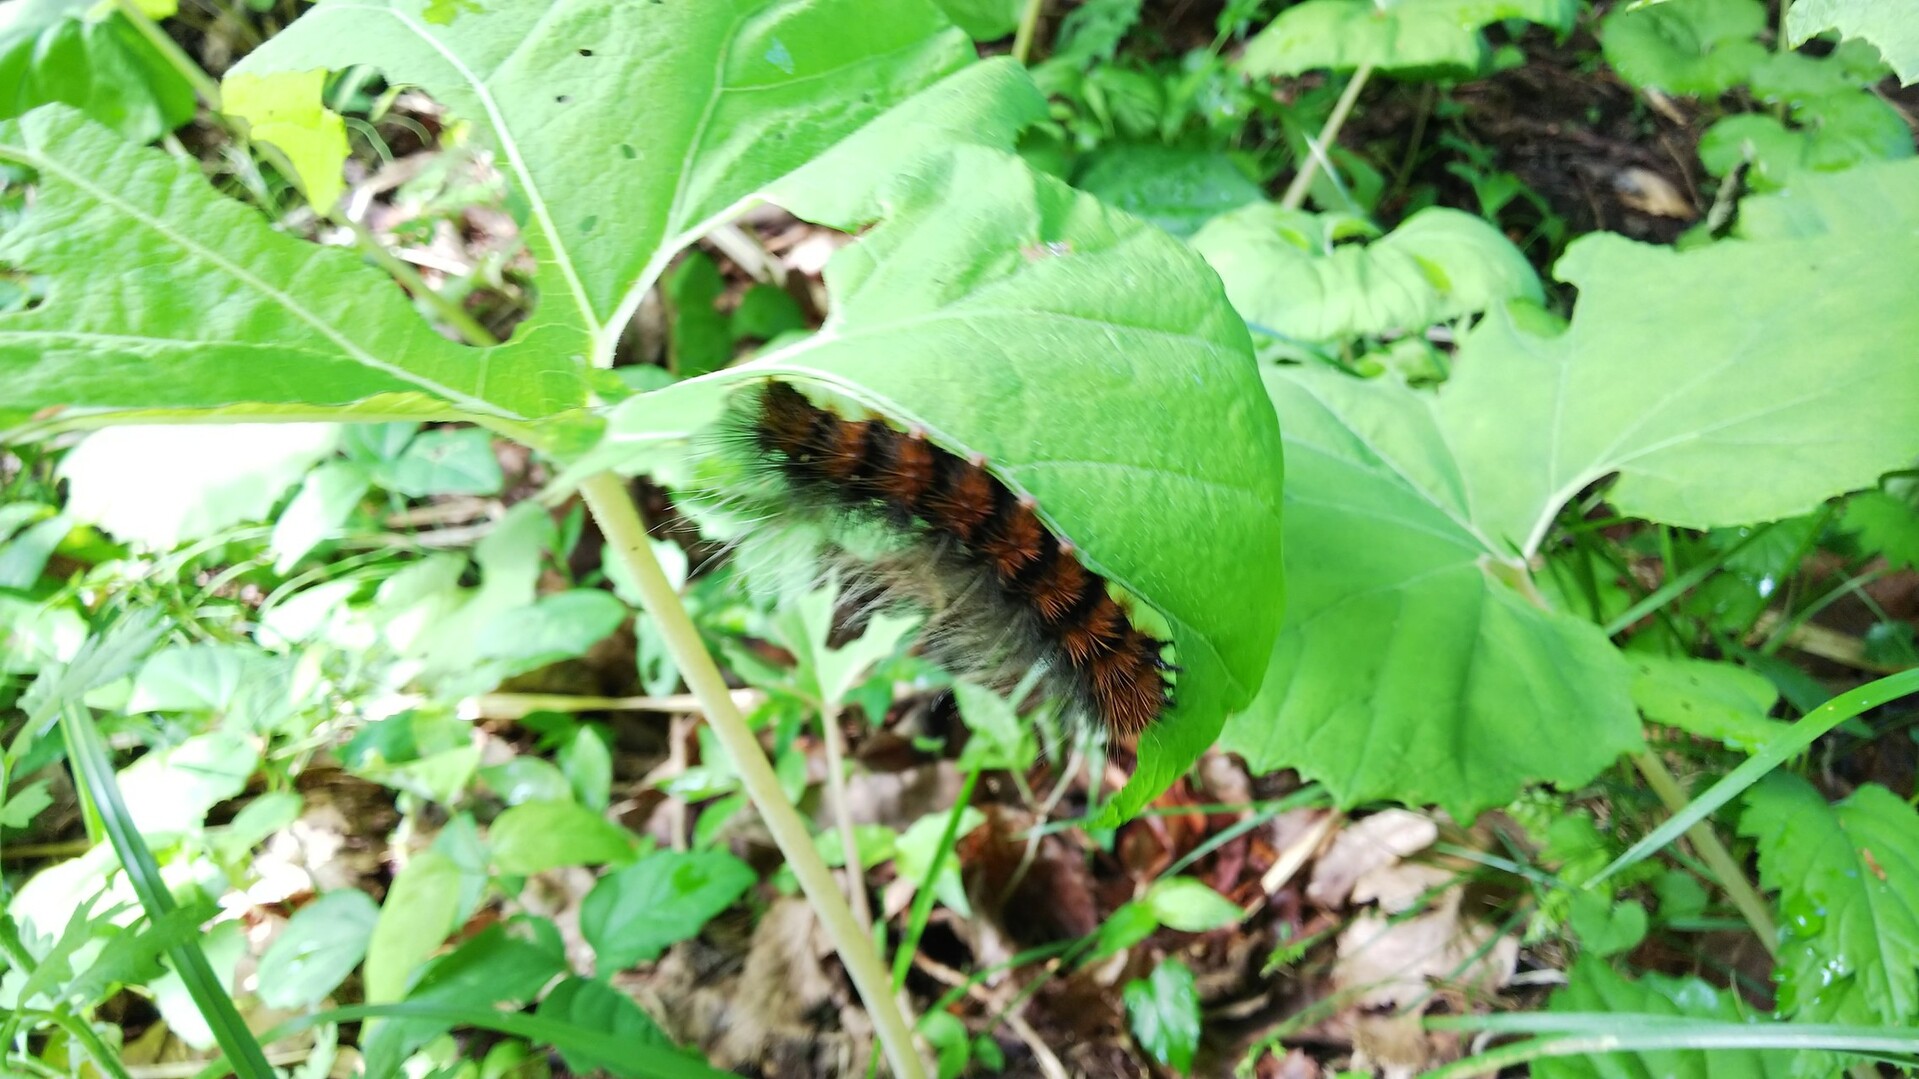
581 215 598 233
578 47 593 56
619 143 637 159
555 94 571 104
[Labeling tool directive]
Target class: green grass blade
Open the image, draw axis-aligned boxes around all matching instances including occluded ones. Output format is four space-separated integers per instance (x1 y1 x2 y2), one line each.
189 1002 735 1079
58 702 277 1079
1592 667 1919 887
1422 1013 1919 1077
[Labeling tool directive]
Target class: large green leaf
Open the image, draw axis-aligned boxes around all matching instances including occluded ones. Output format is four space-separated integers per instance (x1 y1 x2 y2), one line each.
1535 958 1795 1079
1240 0 1579 77
1786 0 1919 85
0 107 590 434
2 1 1000 436
1601 0 1769 96
0 0 195 141
1221 158 1919 815
583 147 1283 821
1742 774 1919 1032
234 0 975 361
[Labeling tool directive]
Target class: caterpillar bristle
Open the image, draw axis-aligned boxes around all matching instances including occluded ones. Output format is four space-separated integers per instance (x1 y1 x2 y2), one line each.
725 378 1175 741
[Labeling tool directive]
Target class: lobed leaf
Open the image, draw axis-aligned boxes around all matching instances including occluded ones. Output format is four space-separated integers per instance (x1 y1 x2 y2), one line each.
1222 158 1919 815
0 107 590 433
1742 774 1919 1033
233 0 976 356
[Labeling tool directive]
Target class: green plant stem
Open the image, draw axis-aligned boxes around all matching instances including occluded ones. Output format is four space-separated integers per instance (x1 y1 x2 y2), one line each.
818 698 874 938
113 0 222 110
1011 0 1045 64
1279 62 1374 211
47 1011 136 1079
1628 752 1780 959
577 472 927 1079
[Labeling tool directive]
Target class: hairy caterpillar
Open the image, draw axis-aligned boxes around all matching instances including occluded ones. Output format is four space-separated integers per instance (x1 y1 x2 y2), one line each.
712 379 1175 739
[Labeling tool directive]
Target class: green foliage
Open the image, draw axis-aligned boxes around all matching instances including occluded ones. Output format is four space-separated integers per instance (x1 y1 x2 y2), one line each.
580 850 756 970
1536 958 1795 1078
1602 0 1769 96
1073 143 1266 237
257 890 381 1009
596 145 1284 821
1222 159 1919 815
0 0 195 141
1124 959 1202 1073
1786 0 1919 84
1241 0 1578 77
1743 774 1919 1031
1191 205 1541 362
221 69 349 215
488 800 638 875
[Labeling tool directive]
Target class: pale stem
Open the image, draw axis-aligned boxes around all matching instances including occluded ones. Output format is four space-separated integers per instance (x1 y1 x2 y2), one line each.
1012 0 1046 64
1630 751 1781 959
112 0 222 110
819 698 875 938
578 472 928 1079
1279 62 1375 212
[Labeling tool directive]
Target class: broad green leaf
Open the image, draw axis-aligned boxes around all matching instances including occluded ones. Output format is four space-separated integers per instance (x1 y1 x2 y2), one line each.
364 849 462 1004
270 459 371 572
587 147 1283 821
1241 0 1579 77
1192 205 1542 347
580 850 756 970
115 730 259 834
1124 959 1201 1074
1742 774 1919 1030
1223 159 1919 815
128 642 279 715
1786 0 1919 85
0 0 195 141
57 423 339 549
480 757 574 806
256 889 380 1009
0 108 588 433
221 69 348 215
1601 0 1768 96
1629 654 1789 752
1145 877 1244 932
664 251 732 380
535 976 675 1077
1841 490 1919 570
234 0 975 356
489 799 636 875
953 679 1037 771
1535 957 1795 1079
1698 94 1913 191
1072 143 1265 238
371 427 505 497
475 589 628 672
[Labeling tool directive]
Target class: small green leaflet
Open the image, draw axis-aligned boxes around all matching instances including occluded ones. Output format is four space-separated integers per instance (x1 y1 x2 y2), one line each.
580 850 757 971
1742 774 1919 1032
1124 959 1201 1073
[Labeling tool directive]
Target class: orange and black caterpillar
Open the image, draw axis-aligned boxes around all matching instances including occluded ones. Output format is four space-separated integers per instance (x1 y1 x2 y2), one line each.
741 379 1175 738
